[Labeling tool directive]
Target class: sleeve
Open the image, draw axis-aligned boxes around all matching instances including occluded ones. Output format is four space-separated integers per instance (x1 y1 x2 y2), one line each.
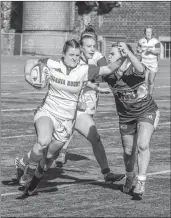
154 40 161 49
83 65 100 81
97 56 108 67
39 58 60 69
133 63 146 78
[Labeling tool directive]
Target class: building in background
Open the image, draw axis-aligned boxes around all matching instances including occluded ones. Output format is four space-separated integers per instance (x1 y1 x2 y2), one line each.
1 1 170 58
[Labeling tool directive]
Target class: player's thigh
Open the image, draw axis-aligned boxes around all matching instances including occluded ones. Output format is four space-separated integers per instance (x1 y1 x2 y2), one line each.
137 110 160 150
47 138 64 158
84 92 99 116
145 69 150 84
35 115 54 146
119 121 137 155
75 112 98 141
121 134 137 155
136 122 154 150
148 70 157 83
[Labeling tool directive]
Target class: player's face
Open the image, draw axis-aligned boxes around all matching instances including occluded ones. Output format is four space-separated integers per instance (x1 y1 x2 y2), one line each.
64 47 80 68
108 47 122 63
81 38 97 60
145 28 152 40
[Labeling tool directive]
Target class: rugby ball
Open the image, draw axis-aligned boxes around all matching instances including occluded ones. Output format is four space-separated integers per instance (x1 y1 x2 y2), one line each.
30 63 50 88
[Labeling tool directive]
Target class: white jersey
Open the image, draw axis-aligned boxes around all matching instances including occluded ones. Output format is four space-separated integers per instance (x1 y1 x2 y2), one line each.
38 59 99 120
138 37 160 71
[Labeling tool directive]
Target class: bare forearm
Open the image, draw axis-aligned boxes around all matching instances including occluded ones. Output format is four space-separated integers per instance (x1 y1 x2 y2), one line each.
127 51 144 73
149 48 161 55
87 81 99 91
99 57 125 76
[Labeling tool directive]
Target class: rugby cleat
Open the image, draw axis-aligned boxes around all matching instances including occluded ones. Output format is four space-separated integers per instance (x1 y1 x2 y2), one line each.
133 179 146 197
123 173 136 193
55 152 67 168
19 165 35 187
14 157 25 181
104 172 125 184
24 174 41 196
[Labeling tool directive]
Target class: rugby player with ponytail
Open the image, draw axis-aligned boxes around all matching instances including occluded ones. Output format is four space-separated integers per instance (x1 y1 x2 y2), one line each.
16 39 125 197
104 42 160 198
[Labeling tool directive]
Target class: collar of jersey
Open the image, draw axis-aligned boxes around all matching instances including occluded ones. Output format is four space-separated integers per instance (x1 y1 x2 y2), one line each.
61 58 78 75
80 53 88 64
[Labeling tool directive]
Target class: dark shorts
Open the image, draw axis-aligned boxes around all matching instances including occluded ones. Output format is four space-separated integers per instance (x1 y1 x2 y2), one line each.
119 109 160 135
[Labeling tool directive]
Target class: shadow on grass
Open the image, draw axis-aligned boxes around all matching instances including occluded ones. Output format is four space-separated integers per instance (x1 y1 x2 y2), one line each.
35 168 124 194
65 152 90 162
120 186 143 201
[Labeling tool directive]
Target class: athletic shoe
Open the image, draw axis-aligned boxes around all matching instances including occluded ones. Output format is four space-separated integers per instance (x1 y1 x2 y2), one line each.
104 172 125 184
55 152 67 168
133 179 146 196
24 174 41 196
123 174 136 193
14 157 25 181
19 165 35 187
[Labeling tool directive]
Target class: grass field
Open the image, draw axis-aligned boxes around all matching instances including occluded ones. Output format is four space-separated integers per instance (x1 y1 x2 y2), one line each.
1 56 170 217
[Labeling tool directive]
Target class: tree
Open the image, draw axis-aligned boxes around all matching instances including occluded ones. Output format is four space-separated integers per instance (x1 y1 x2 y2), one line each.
75 1 121 33
1 1 12 32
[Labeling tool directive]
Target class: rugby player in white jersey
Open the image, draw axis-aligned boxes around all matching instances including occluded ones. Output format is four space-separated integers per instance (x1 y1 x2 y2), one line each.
104 42 160 198
137 27 161 95
15 27 124 188
55 25 111 167
17 39 125 197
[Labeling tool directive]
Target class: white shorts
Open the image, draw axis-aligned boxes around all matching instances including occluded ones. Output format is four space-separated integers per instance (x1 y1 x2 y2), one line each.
143 62 158 73
34 108 74 143
77 91 99 117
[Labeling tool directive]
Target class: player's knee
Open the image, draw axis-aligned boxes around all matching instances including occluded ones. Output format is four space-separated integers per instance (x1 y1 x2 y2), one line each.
32 143 43 158
138 142 149 152
37 136 51 148
86 125 98 142
46 152 53 159
88 131 101 145
124 146 134 156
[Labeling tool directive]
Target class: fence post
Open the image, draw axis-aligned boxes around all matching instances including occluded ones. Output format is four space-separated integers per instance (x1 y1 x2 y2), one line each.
20 33 23 56
65 32 68 41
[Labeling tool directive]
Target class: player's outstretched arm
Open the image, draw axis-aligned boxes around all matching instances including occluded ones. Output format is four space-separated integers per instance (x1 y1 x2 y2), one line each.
98 57 125 76
87 81 111 94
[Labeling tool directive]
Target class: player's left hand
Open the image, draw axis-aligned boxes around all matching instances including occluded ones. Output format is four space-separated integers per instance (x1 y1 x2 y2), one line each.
118 42 130 56
145 47 153 55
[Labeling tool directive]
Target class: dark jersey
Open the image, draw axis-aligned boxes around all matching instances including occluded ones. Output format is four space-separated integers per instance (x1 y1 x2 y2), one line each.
104 62 158 123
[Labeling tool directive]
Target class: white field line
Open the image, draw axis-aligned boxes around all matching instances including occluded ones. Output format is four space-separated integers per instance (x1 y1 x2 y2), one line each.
1 99 170 113
1 169 170 197
1 122 170 140
2 91 47 96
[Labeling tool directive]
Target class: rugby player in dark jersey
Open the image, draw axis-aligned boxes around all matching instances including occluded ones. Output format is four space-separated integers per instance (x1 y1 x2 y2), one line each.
103 42 160 198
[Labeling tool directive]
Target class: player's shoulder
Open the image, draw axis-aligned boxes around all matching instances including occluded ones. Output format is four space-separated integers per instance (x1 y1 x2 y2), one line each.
151 37 160 43
46 58 61 69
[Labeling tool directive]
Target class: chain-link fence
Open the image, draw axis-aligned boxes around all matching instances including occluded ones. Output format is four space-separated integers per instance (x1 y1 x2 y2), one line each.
1 32 80 57
1 32 169 59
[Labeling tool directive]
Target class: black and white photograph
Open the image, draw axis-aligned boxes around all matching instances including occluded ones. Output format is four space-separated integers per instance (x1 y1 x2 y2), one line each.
1 1 170 217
